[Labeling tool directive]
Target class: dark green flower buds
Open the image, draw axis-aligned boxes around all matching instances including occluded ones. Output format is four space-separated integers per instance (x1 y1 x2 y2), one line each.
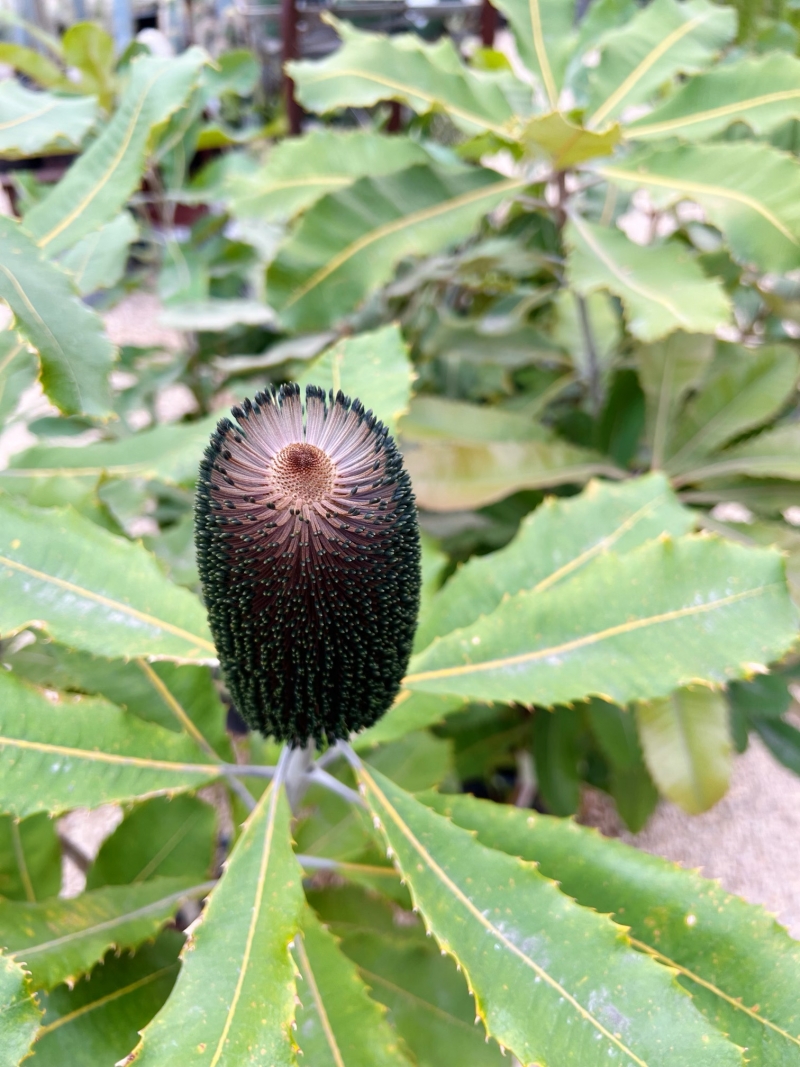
195 384 421 745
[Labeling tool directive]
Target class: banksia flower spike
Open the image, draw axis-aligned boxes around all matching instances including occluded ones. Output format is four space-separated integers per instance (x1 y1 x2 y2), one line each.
195 384 421 745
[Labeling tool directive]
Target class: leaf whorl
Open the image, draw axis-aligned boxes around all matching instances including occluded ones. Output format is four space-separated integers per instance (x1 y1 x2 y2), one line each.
195 383 421 745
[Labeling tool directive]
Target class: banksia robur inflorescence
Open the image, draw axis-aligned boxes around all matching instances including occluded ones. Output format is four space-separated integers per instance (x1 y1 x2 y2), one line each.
195 384 421 745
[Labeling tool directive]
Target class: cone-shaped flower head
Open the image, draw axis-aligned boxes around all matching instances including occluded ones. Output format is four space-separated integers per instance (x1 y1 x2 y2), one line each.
195 384 421 745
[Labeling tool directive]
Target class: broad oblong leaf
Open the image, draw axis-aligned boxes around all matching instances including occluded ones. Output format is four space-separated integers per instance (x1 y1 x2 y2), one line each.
488 0 574 106
0 812 61 901
59 212 139 296
0 672 219 817
676 424 800 484
289 19 515 136
0 952 41 1064
602 143 800 273
585 0 735 128
664 344 799 474
405 535 798 706
629 52 800 142
297 324 414 438
565 216 730 342
25 49 207 256
416 472 694 650
636 685 732 813
31 932 182 1067
130 779 304 1067
356 763 741 1067
86 795 216 889
357 691 466 746
522 113 621 166
1 876 202 990
1 411 220 489
0 216 114 416
228 129 431 221
403 436 616 511
266 164 523 331
294 906 412 1066
0 495 215 661
424 792 800 1067
0 332 37 425
0 81 97 158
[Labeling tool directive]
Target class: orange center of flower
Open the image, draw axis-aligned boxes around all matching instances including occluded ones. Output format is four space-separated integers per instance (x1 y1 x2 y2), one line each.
272 443 336 503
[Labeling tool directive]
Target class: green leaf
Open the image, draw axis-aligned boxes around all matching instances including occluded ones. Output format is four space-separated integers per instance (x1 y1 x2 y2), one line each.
1 877 202 989
601 143 800 273
635 685 732 813
364 732 453 793
0 42 66 90
357 691 466 746
728 674 792 721
1 411 220 490
522 113 621 165
294 906 412 1066
298 324 414 438
675 424 800 485
425 791 800 1067
0 952 41 1064
59 212 139 296
228 129 431 222
565 216 731 342
585 0 736 129
0 672 219 818
266 164 523 331
86 795 216 889
0 81 97 158
309 884 505 1067
0 813 61 902
629 52 800 142
405 535 798 706
25 49 207 256
664 344 799 474
204 48 260 97
587 700 658 830
62 22 116 111
532 706 583 815
4 644 232 759
0 216 114 416
131 780 304 1067
415 473 694 651
403 436 616 511
0 496 215 661
752 717 800 776
636 332 715 470
289 18 515 136
0 332 37 425
356 763 741 1067
488 0 574 107
158 299 276 332
31 932 183 1067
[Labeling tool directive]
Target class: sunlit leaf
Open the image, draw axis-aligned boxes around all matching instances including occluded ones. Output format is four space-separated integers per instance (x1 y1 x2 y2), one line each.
635 685 732 813
585 0 735 128
356 764 741 1067
405 535 797 706
289 17 516 136
1 876 203 990
415 473 693 650
131 780 304 1067
565 216 731 342
266 164 523 331
228 129 431 221
425 791 800 1067
0 495 215 661
0 216 114 416
0 81 97 158
601 143 800 273
0 672 219 817
25 49 207 256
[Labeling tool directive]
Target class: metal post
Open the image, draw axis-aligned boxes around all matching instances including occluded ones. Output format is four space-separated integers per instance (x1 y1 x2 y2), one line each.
111 0 134 53
480 0 497 47
281 0 302 135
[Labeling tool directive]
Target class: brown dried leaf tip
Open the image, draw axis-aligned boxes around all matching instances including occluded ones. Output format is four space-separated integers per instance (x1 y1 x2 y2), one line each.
195 384 421 745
